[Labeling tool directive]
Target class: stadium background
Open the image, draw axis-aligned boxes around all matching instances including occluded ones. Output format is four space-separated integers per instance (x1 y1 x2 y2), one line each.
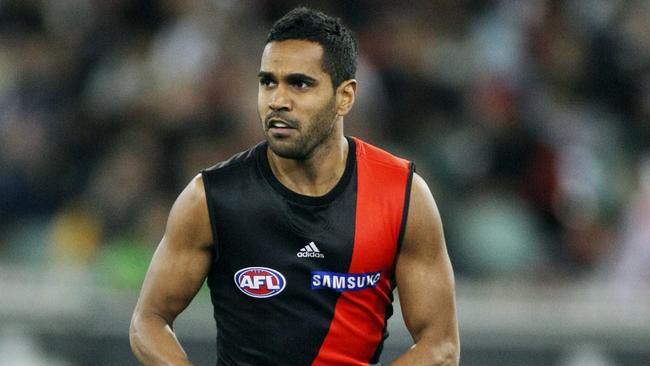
1 0 649 365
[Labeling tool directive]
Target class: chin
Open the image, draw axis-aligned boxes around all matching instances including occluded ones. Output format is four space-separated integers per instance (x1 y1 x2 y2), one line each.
268 140 310 160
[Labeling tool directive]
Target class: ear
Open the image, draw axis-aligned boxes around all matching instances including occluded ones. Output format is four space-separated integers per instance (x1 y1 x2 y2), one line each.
335 79 357 117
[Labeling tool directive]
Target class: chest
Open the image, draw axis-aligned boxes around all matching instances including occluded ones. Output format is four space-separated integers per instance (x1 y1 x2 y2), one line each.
212 181 397 278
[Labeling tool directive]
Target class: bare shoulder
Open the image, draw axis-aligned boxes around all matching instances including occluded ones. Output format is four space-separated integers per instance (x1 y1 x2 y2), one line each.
403 173 444 249
409 173 439 215
165 173 213 250
177 173 208 210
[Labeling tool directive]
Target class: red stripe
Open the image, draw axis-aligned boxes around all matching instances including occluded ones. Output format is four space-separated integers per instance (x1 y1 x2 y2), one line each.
312 138 410 365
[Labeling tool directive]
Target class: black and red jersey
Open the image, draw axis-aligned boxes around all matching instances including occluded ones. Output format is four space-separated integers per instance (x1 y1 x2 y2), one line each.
201 137 414 366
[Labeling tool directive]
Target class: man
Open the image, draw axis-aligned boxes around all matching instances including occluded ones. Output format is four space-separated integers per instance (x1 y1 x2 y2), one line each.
130 7 459 366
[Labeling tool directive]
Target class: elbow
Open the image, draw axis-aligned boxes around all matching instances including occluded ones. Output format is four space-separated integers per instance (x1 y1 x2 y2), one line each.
129 317 138 349
129 313 146 359
432 340 459 366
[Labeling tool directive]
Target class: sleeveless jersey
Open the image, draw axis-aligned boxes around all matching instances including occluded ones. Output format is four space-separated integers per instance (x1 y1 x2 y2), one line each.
201 137 414 366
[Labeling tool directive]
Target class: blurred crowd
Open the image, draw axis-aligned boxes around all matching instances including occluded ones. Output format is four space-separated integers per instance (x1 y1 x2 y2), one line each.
0 0 649 290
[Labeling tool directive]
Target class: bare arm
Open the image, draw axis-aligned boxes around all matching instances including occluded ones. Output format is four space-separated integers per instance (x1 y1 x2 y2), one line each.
390 173 460 366
130 174 214 366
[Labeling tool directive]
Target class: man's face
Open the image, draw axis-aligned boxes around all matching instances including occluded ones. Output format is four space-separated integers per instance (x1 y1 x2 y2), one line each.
257 39 338 160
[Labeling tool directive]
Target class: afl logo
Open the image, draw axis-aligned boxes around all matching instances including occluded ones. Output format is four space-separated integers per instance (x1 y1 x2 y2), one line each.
234 267 286 298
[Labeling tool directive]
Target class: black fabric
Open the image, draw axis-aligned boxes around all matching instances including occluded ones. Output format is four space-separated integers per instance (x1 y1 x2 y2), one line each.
202 139 358 366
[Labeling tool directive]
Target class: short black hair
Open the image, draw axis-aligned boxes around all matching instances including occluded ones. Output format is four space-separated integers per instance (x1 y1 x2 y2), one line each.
266 7 358 89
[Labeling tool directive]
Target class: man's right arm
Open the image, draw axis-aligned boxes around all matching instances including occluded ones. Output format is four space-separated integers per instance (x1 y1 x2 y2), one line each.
130 174 214 365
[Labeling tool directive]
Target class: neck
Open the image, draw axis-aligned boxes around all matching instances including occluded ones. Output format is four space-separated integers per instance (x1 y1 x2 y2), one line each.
267 133 349 197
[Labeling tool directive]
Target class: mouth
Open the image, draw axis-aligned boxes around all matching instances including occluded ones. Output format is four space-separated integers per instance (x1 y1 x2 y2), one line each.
266 117 297 131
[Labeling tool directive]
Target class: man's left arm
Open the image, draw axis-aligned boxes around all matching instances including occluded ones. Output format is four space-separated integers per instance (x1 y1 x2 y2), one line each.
391 173 460 366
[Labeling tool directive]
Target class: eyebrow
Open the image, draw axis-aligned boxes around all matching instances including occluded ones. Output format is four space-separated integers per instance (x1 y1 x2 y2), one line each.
257 71 275 79
257 71 318 84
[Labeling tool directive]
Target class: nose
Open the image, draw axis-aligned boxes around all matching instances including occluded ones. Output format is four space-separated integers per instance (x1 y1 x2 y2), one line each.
268 85 291 111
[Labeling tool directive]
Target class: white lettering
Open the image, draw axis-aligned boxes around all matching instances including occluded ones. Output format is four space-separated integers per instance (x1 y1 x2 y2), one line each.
323 275 331 287
240 275 279 289
266 276 280 289
240 276 254 288
252 276 265 288
297 252 324 258
312 274 321 287
311 272 382 291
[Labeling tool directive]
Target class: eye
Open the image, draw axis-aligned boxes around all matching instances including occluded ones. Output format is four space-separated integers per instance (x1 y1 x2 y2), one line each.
259 78 276 88
292 80 311 89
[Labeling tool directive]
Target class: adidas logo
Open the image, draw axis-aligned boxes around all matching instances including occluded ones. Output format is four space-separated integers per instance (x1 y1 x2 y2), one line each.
297 241 325 258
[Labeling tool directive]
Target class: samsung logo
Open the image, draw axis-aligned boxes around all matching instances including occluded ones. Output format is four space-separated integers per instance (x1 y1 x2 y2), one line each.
234 267 286 298
311 271 381 291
